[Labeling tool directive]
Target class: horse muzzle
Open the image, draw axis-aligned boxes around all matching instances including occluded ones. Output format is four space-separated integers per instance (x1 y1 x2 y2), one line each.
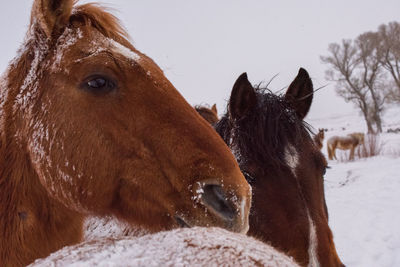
181 182 250 234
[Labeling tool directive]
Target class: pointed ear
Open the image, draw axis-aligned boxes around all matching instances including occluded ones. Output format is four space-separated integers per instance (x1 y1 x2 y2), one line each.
229 73 256 120
31 0 74 39
284 68 313 120
211 104 218 115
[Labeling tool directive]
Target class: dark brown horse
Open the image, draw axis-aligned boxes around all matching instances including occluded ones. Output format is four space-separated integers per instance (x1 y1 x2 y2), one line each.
0 1 251 265
213 69 344 267
195 104 219 125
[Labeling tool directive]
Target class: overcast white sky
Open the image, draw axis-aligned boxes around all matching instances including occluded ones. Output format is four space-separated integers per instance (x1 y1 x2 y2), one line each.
1 0 399 119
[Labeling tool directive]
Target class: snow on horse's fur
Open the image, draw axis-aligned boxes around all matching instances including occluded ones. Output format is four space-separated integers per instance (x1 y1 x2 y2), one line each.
30 227 300 267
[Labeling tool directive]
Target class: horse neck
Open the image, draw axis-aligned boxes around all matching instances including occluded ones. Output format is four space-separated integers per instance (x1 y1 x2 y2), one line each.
0 78 84 266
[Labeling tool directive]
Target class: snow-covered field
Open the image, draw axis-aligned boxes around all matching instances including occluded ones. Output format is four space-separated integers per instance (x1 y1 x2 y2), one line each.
308 106 400 267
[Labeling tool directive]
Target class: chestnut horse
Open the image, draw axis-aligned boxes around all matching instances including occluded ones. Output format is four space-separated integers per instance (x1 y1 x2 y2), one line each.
212 69 344 266
0 1 251 265
327 133 365 160
31 227 300 267
195 104 219 125
313 129 325 150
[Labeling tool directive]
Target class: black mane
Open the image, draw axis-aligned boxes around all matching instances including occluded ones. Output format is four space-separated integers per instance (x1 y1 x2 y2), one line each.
215 87 313 172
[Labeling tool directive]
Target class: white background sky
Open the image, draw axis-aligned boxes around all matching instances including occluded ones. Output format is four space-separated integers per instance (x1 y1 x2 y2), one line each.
1 0 399 119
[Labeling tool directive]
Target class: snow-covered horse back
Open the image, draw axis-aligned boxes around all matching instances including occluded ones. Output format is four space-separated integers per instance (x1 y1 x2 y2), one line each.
214 69 345 266
0 0 251 265
30 227 300 267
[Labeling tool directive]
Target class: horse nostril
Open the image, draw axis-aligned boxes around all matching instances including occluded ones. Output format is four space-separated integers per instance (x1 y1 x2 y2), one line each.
201 184 236 221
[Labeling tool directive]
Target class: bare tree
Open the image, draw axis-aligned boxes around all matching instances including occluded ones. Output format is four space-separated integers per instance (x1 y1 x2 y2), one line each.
377 22 400 101
356 32 386 132
321 38 384 133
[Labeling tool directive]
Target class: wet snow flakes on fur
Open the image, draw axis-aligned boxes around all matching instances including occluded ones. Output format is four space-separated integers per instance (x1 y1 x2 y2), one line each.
14 22 49 112
0 73 8 127
109 38 141 62
30 227 299 267
84 216 149 241
51 28 83 72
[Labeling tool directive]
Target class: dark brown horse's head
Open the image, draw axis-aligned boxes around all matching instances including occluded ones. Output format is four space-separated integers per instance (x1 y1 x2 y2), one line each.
2 0 251 240
215 69 344 266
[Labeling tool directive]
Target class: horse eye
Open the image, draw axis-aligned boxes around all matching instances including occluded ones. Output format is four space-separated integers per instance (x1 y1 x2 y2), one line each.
88 78 106 88
323 165 331 176
82 75 116 93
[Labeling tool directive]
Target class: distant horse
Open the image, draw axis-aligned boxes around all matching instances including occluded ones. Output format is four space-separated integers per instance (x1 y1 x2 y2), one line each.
195 104 219 125
213 69 344 266
327 133 365 160
313 128 325 150
30 227 300 267
0 1 251 265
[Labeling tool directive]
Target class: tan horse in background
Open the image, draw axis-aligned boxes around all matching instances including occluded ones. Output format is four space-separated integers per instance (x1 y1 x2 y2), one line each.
313 128 325 150
327 133 365 160
0 1 251 265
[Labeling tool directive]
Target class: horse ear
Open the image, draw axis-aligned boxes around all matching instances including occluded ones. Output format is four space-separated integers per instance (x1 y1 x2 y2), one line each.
284 68 313 120
229 73 256 121
31 0 74 39
211 104 218 115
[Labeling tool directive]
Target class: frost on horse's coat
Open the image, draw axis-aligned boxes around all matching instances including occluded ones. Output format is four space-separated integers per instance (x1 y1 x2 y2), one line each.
30 227 300 267
84 216 149 241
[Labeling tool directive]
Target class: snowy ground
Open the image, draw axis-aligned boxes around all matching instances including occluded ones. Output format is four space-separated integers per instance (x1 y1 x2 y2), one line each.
308 105 400 267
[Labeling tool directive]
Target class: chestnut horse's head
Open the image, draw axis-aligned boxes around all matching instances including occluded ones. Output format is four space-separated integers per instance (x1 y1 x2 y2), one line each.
2 0 251 234
215 69 344 266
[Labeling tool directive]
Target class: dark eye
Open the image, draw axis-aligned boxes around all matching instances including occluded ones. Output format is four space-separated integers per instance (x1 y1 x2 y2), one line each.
82 75 116 93
323 165 331 176
88 78 106 88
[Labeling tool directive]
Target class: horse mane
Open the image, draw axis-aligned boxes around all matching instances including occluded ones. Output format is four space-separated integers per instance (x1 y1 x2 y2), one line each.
69 3 130 46
215 86 314 171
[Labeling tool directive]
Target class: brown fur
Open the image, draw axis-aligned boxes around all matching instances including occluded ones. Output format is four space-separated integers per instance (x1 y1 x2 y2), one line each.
0 1 251 265
327 132 365 160
211 69 344 266
194 104 219 125
313 128 325 150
